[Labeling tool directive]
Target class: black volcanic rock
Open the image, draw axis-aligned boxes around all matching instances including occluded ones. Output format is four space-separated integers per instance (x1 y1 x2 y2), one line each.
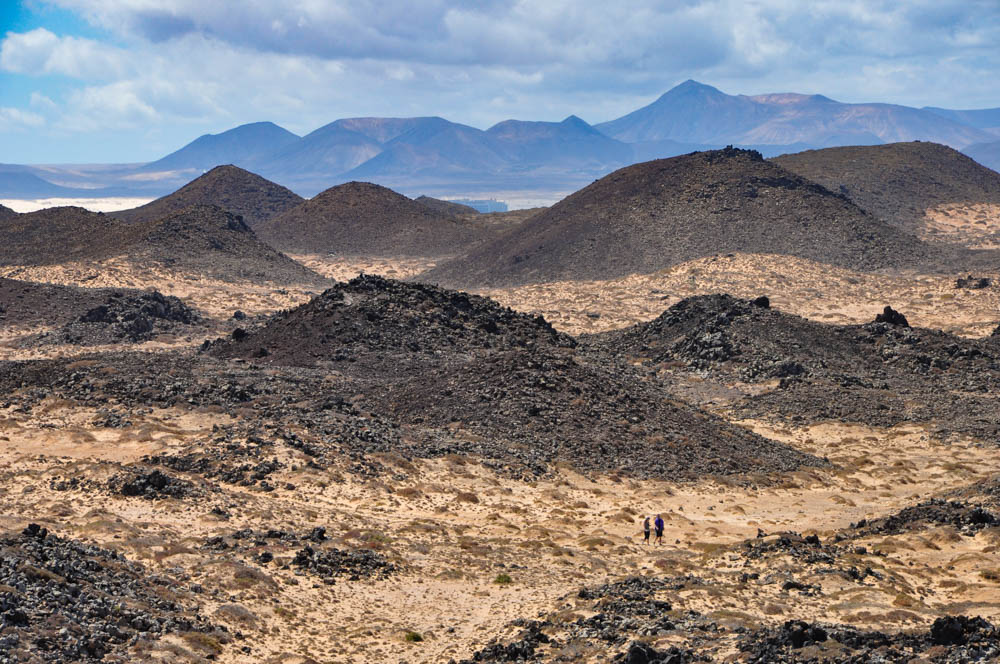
54 291 198 344
587 294 1000 441
423 148 938 288
255 181 483 257
115 165 303 227
375 345 821 479
0 527 219 662
210 274 575 371
873 306 909 327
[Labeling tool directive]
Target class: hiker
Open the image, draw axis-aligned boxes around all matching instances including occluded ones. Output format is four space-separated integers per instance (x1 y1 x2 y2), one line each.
654 514 664 545
643 516 651 544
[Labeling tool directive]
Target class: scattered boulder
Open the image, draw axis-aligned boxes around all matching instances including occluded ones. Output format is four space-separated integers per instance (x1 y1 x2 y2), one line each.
291 545 396 582
58 291 198 344
108 468 197 500
956 275 991 289
873 305 909 327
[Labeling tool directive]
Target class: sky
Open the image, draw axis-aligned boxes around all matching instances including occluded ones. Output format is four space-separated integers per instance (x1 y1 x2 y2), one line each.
1 0 999 164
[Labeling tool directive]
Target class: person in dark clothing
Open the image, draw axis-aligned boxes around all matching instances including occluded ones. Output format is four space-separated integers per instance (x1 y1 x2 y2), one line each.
654 514 664 544
642 516 651 544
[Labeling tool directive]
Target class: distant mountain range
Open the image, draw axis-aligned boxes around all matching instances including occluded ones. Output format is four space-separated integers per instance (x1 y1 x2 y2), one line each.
3 80 999 200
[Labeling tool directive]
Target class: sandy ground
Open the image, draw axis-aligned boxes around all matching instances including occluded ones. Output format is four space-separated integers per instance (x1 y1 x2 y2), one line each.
0 259 320 319
1 197 155 213
295 252 1000 338
2 401 999 663
4 225 1000 661
922 203 1000 248
480 254 1000 338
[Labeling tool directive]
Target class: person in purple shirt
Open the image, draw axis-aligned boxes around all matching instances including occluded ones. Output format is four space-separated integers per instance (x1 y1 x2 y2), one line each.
654 514 664 544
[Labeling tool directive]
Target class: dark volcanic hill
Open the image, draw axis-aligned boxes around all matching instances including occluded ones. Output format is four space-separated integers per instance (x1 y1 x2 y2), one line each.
0 204 16 220
414 195 479 217
255 181 482 257
422 147 936 288
772 142 1000 229
210 274 575 370
585 294 1000 442
0 206 147 266
210 275 820 478
128 204 325 284
115 165 304 227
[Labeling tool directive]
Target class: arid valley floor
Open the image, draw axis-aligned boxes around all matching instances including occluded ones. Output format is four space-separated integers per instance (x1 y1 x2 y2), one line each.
2 145 1000 663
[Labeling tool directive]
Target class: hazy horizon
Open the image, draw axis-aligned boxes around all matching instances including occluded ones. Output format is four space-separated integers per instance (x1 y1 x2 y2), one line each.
2 1 999 164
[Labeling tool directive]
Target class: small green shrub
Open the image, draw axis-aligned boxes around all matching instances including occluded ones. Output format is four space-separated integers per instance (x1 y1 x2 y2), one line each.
404 631 423 642
494 573 513 585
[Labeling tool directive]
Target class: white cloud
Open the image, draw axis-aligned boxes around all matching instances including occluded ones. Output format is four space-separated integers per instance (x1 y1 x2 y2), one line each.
0 28 131 80
0 107 45 130
1 0 999 162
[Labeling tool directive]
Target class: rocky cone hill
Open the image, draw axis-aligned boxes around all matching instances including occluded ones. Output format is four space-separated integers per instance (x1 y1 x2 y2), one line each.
114 164 304 227
0 203 16 220
254 181 483 257
124 204 325 285
772 142 1000 231
0 276 823 480
585 294 1000 443
421 147 939 289
209 273 576 372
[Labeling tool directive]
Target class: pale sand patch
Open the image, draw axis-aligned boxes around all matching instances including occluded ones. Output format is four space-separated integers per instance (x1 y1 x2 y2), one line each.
3 402 1000 662
921 203 1000 248
479 253 1000 337
1 197 155 213
289 254 438 282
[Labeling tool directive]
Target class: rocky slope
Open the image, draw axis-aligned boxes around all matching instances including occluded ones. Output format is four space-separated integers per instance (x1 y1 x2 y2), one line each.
585 294 1000 443
1 277 202 345
209 274 575 371
773 142 1000 230
422 148 938 288
0 203 325 286
0 207 147 266
126 204 325 285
